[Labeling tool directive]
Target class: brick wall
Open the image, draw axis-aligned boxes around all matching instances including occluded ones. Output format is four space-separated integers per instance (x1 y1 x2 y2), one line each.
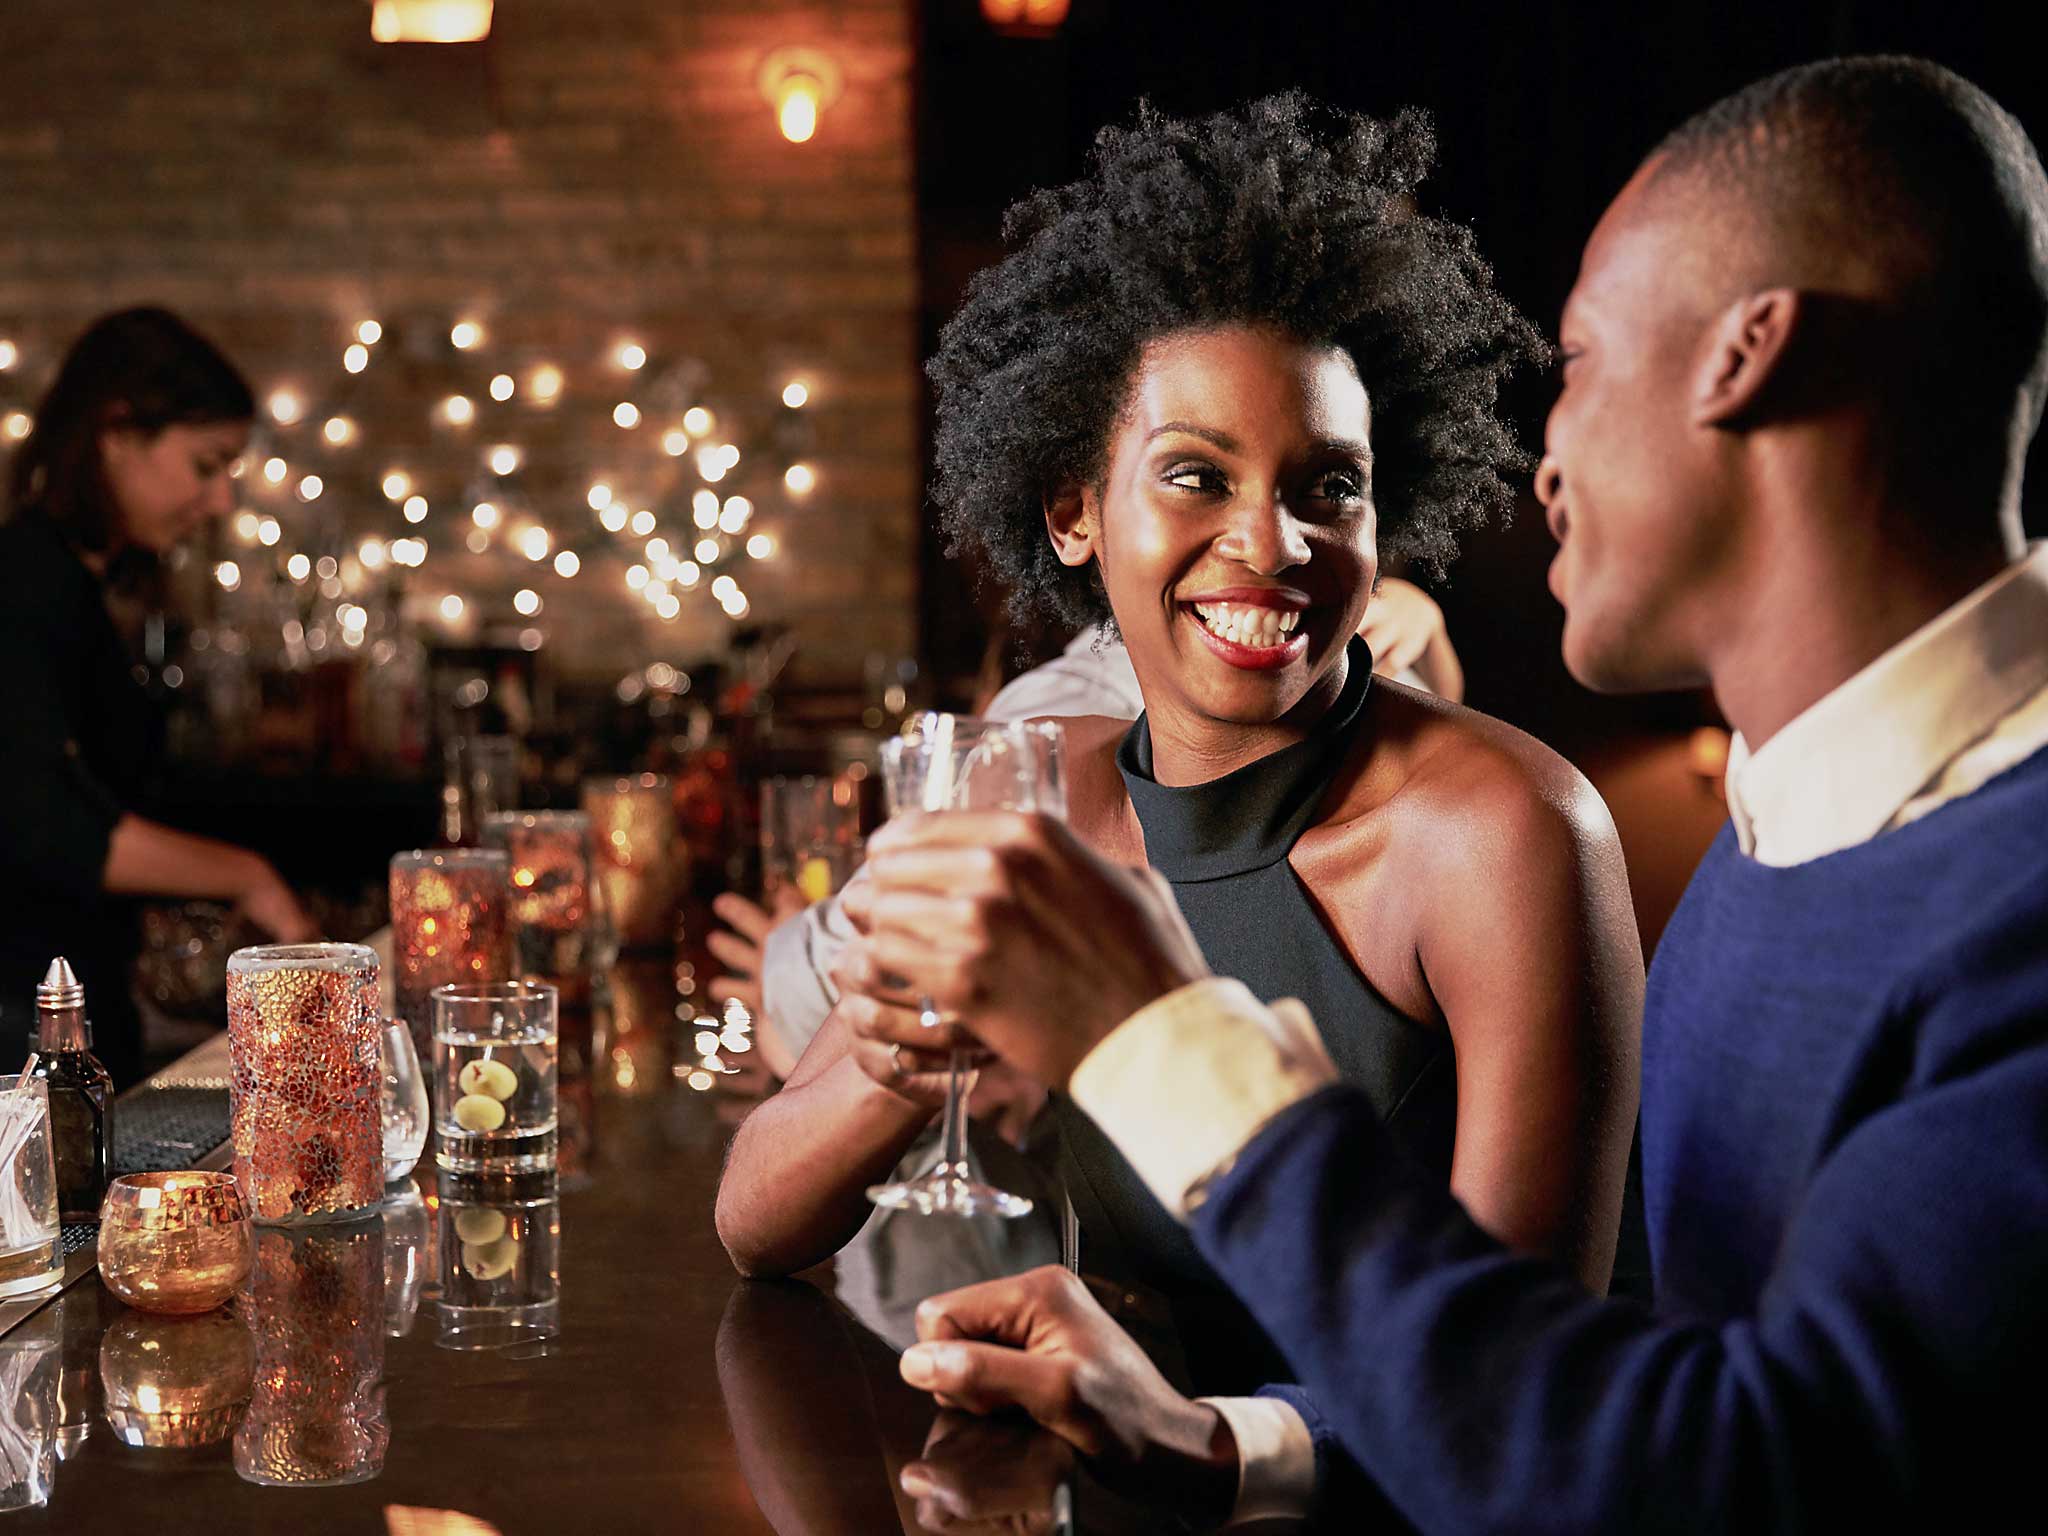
0 0 918 688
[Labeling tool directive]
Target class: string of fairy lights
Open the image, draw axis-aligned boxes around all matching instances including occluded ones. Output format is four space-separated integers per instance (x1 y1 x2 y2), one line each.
0 319 820 658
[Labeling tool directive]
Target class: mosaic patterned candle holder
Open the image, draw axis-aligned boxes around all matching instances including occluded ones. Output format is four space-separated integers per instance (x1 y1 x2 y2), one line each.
99 1308 255 1449
97 1171 254 1314
234 1223 388 1487
582 773 683 951
389 848 508 1057
226 944 384 1225
482 812 594 990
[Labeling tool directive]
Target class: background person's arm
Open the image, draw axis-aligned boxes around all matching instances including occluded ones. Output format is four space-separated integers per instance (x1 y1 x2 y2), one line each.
104 813 313 941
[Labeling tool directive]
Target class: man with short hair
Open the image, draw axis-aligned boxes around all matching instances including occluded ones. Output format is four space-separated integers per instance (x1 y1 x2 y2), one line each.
843 57 2048 1530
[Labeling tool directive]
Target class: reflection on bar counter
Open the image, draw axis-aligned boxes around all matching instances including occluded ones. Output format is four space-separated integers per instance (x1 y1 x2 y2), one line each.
99 1309 255 1449
435 1173 561 1351
235 1222 389 1487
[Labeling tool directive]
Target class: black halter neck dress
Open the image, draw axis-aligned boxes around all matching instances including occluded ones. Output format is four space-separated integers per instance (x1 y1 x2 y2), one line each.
1054 640 1459 1393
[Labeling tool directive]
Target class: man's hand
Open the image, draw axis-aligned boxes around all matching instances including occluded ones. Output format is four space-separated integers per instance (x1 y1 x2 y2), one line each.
899 1266 1239 1527
900 1412 1072 1534
837 812 1209 1089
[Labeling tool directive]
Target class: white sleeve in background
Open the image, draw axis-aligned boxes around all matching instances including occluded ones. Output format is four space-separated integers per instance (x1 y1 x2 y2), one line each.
1199 1395 1318 1524
756 867 865 1067
1066 977 1337 1219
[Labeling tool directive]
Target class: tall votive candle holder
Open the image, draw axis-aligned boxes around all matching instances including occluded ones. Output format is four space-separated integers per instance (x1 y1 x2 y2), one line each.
226 943 384 1225
388 848 508 1057
582 773 682 951
482 811 594 990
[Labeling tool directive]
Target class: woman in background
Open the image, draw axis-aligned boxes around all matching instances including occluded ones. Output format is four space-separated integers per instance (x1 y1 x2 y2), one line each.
0 307 312 1085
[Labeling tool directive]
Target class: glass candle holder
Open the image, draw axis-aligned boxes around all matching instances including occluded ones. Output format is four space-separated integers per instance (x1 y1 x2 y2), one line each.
582 773 682 951
99 1309 255 1448
482 811 594 987
432 981 559 1175
234 1223 388 1488
435 1173 560 1351
226 943 384 1225
760 774 863 906
97 1170 254 1314
388 848 508 1057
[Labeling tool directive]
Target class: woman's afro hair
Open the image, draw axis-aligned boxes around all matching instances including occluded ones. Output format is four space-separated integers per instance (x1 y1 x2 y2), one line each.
927 92 1549 629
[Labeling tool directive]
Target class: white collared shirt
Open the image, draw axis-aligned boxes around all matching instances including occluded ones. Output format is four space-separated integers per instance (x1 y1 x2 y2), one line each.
1725 542 2048 865
1071 542 2048 1524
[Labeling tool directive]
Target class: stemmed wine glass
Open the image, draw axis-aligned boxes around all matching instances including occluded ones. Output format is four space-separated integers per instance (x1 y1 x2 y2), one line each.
865 714 1065 1219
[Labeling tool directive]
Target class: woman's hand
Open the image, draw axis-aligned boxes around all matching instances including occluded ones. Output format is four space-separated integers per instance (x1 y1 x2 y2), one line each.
235 857 315 943
831 973 985 1112
838 812 1209 1090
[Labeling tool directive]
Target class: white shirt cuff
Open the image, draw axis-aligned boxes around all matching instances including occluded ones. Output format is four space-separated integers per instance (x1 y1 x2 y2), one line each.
1067 976 1337 1219
1200 1395 1316 1524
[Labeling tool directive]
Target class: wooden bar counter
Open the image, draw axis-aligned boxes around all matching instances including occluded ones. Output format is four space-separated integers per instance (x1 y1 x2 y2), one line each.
0 958 1148 1534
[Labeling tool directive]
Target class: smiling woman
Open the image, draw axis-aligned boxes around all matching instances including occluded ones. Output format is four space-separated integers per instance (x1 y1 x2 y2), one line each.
717 95 1646 1403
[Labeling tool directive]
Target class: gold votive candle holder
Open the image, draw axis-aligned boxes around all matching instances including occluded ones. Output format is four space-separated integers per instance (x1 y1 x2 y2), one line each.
235 1223 388 1487
99 1308 255 1448
389 848 508 1058
96 1171 253 1315
482 811 594 986
226 943 385 1225
582 773 683 951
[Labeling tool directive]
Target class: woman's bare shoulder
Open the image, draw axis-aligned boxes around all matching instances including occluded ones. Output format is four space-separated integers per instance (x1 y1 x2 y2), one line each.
1354 681 1611 839
1305 682 1621 901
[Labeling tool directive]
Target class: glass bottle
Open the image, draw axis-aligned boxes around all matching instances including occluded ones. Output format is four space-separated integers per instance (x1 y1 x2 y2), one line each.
26 958 115 1223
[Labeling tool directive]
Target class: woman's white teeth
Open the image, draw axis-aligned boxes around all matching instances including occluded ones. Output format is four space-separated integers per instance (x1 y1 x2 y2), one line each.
1191 602 1300 648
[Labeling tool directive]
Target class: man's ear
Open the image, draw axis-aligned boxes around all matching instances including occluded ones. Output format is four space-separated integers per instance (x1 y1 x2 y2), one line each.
1693 288 1800 427
1044 481 1096 568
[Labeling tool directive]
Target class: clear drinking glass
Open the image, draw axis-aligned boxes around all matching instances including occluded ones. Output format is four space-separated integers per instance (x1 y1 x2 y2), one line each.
431 981 559 1175
0 1077 61 1299
434 1173 560 1351
380 1022 430 1184
760 774 864 906
866 715 1065 1219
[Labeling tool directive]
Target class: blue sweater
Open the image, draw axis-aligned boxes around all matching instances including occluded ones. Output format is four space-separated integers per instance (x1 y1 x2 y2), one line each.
1200 743 2048 1532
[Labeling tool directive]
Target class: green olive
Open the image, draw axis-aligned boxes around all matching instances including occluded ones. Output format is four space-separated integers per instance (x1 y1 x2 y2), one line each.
452 1093 507 1132
453 1208 507 1245
463 1234 520 1280
459 1058 520 1102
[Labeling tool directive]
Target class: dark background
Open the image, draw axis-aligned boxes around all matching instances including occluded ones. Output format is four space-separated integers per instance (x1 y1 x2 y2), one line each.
913 0 2048 752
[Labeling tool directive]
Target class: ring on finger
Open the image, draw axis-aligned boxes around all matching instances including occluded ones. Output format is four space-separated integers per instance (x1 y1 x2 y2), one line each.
889 1041 907 1079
